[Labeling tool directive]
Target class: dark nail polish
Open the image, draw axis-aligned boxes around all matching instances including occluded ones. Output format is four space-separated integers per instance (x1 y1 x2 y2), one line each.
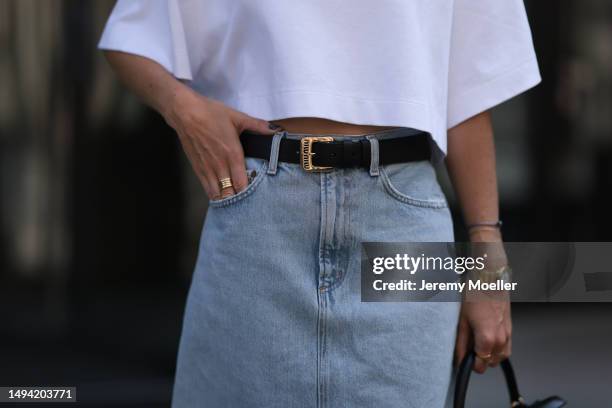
268 122 281 130
246 169 256 183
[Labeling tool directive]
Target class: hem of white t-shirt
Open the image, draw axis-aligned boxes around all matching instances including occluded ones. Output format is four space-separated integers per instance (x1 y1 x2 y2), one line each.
225 88 444 151
446 56 542 130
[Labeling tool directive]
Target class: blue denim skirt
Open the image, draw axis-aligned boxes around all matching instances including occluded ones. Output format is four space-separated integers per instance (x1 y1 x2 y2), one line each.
171 128 460 407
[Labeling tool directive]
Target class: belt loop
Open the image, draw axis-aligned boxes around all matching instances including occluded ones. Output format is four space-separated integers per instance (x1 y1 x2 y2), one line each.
267 130 286 175
365 135 380 177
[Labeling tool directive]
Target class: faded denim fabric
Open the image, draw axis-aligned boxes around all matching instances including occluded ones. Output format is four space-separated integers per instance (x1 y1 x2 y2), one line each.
172 128 460 408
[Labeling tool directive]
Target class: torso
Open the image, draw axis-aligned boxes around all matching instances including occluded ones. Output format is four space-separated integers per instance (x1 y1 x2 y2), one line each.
100 1 540 154
271 117 399 135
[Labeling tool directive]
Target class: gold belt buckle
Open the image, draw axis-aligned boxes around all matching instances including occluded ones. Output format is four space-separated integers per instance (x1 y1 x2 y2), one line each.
300 136 335 172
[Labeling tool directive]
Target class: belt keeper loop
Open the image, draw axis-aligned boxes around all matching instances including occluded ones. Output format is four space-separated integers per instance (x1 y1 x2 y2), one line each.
365 135 380 177
267 130 286 175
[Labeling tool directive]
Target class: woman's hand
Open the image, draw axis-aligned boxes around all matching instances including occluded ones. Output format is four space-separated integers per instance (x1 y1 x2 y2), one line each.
454 228 512 374
164 87 279 200
102 51 281 200
455 292 512 373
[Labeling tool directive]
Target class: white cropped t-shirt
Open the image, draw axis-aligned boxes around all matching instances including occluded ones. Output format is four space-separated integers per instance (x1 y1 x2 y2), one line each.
98 0 542 154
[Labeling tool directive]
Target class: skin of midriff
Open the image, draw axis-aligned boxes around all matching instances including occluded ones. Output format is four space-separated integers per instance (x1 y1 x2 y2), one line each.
271 117 400 136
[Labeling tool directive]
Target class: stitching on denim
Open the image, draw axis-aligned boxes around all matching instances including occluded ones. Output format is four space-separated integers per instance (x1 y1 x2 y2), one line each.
316 171 329 408
379 166 448 209
328 172 351 293
208 160 269 208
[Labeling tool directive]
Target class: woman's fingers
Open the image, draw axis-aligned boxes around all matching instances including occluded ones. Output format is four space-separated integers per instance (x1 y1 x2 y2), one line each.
218 173 237 198
228 147 249 194
203 159 231 200
204 143 248 200
493 323 513 365
207 137 246 199
490 303 512 366
177 132 216 197
487 329 508 367
234 111 281 135
454 316 471 368
458 296 512 374
190 130 240 200
474 324 511 372
473 329 496 373
504 335 512 360
210 115 264 198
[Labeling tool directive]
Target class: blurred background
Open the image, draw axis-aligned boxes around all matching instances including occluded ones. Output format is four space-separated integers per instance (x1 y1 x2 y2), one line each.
0 0 611 406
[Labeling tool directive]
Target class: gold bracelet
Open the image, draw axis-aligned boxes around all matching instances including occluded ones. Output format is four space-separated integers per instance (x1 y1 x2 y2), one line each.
468 265 513 284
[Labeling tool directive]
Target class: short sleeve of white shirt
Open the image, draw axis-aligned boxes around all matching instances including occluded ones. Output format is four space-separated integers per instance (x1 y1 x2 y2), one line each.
98 0 193 81
447 0 541 129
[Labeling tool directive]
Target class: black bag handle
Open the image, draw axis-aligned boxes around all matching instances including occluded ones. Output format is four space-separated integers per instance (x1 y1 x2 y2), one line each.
454 351 525 408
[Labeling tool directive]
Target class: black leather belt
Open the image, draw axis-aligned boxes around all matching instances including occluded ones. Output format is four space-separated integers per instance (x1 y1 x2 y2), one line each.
239 130 431 172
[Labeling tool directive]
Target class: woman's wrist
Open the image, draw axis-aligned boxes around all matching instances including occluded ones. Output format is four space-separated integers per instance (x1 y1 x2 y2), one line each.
468 226 502 243
465 227 509 291
161 81 201 129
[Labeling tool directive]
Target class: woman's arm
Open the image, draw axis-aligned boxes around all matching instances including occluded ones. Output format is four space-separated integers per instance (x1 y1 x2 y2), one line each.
446 110 512 373
446 111 500 238
103 51 278 199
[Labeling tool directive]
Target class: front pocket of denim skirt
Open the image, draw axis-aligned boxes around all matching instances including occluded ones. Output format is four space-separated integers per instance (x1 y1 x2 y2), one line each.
379 161 448 208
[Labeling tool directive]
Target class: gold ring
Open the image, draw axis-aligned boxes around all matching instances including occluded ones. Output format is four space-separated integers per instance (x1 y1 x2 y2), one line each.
476 352 492 361
219 177 233 190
